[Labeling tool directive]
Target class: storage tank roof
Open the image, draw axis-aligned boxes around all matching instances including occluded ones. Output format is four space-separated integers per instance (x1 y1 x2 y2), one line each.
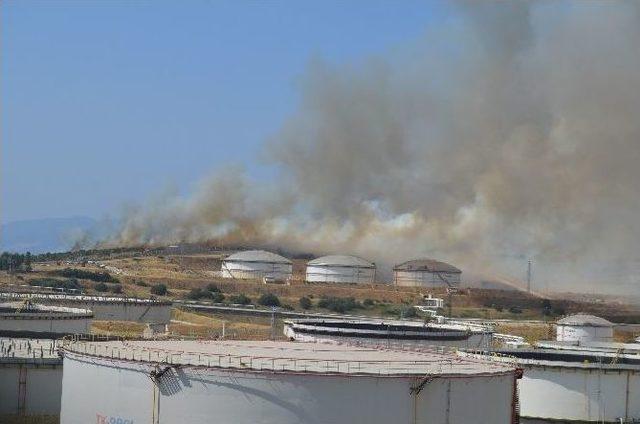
224 250 291 264
557 314 613 327
307 255 375 268
394 259 461 273
62 339 515 376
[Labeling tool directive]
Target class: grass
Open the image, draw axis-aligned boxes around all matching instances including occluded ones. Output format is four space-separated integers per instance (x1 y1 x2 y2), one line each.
91 321 146 337
171 309 281 340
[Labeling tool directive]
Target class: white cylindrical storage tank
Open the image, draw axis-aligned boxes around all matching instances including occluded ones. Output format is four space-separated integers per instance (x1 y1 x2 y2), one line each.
60 339 518 424
221 250 292 282
305 255 376 284
556 314 614 343
394 259 461 287
0 338 63 415
0 301 93 338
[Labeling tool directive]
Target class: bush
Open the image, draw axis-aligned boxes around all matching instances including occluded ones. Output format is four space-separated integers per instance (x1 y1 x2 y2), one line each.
187 288 205 300
110 285 123 294
95 282 109 292
398 306 417 318
299 296 312 310
258 293 281 307
29 278 81 291
187 288 225 302
509 306 523 314
317 296 361 314
205 283 220 293
55 268 120 283
229 294 251 305
150 284 168 296
135 280 149 287
210 292 225 303
363 298 375 307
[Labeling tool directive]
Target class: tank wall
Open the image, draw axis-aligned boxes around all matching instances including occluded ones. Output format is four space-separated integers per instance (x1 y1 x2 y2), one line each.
305 265 375 284
285 327 492 350
556 324 613 342
47 301 172 324
61 353 514 424
519 364 640 422
395 271 461 287
222 261 292 281
0 364 62 414
0 317 90 335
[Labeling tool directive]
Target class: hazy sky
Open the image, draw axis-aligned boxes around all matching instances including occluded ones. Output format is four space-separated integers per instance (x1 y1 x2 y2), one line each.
1 0 449 224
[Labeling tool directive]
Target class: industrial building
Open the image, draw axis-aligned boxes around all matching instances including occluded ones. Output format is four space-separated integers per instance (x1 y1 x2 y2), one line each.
221 250 292 282
555 313 614 343
0 292 172 325
284 318 494 349
60 338 519 424
305 255 376 284
393 259 461 287
0 301 92 338
0 338 63 415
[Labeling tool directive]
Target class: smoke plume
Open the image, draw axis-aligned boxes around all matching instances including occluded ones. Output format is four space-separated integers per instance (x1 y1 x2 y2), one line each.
102 2 640 293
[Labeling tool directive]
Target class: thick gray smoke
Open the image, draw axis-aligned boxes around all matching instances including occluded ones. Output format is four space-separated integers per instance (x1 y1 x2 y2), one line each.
103 2 640 293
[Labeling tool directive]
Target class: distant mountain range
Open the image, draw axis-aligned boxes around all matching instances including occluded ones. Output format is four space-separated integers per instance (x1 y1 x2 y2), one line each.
0 216 98 254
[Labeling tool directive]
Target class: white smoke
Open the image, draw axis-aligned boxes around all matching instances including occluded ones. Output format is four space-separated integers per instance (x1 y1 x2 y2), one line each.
101 2 640 293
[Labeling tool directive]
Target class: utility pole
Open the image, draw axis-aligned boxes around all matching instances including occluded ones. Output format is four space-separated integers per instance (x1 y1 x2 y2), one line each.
527 259 532 293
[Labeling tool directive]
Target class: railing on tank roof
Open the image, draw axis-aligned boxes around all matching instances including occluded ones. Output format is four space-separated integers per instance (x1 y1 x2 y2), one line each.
59 335 506 376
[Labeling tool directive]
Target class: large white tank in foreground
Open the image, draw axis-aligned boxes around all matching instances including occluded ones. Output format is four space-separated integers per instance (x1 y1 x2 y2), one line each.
305 255 376 284
0 338 63 415
556 314 614 343
221 250 292 281
463 344 640 423
61 339 518 424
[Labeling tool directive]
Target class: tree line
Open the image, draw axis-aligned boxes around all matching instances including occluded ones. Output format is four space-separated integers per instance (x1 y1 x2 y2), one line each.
0 252 32 272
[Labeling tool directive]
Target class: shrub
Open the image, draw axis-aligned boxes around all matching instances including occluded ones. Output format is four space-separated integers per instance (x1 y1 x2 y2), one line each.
229 294 251 305
299 296 312 310
29 278 81 291
210 292 225 303
509 306 523 314
110 285 123 294
258 293 281 307
150 284 168 296
95 282 109 292
317 296 361 314
187 288 205 300
205 283 220 293
363 298 375 307
135 280 149 287
55 268 120 283
399 306 417 318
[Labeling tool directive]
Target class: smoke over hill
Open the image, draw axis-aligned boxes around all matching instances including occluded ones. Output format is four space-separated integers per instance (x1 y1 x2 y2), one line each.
99 2 640 292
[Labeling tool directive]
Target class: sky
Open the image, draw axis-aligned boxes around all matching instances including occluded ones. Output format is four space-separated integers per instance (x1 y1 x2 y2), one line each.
1 0 450 224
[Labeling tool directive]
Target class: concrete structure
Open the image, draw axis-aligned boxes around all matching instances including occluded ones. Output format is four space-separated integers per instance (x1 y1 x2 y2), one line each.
0 338 63 415
394 259 461 287
305 255 376 284
463 346 640 423
0 301 92 338
556 313 614 343
284 318 494 349
221 250 292 282
0 292 172 325
61 338 519 424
